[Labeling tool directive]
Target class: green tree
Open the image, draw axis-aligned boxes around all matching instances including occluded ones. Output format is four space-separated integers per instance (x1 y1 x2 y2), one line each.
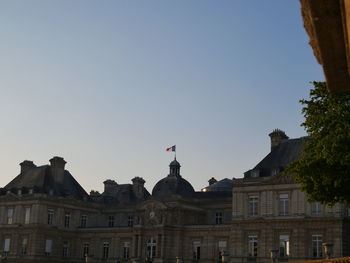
286 81 350 205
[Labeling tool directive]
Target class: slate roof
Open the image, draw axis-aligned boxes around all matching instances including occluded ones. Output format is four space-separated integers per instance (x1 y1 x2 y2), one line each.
101 184 151 204
201 178 233 192
244 137 306 178
152 175 195 197
3 165 89 200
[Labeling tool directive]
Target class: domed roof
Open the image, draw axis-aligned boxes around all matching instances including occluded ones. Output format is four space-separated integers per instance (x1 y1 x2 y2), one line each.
152 175 195 197
202 178 233 192
152 158 194 198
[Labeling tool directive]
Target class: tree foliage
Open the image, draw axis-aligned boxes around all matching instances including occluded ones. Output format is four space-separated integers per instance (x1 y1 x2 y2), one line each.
286 81 350 205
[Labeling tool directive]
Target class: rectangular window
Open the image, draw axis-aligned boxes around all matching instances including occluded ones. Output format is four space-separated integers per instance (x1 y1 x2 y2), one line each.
215 212 223 224
218 240 227 260
248 235 258 257
63 242 69 257
81 215 87 228
102 242 109 259
47 209 54 225
251 170 259 177
312 235 323 258
279 235 290 257
64 213 70 228
45 239 52 256
279 194 289 216
7 208 13 224
3 238 10 256
193 241 201 260
311 202 321 215
249 196 258 216
83 243 90 258
21 237 28 255
24 207 31 224
108 215 114 227
123 242 130 260
128 215 134 227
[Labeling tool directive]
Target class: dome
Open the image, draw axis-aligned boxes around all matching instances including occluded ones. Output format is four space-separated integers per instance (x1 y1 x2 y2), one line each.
152 158 195 197
202 178 233 192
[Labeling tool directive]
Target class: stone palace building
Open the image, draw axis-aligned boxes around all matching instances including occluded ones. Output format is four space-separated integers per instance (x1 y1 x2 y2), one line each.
0 130 349 263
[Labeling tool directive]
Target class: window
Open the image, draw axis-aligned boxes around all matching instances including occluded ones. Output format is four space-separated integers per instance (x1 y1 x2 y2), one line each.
218 240 227 260
271 168 279 176
45 239 52 256
123 242 130 260
28 189 34 194
251 170 259 177
279 194 289 216
24 207 31 224
279 235 290 257
108 215 114 227
63 242 69 257
311 202 321 215
47 209 54 225
147 238 157 259
312 235 323 258
18 189 22 195
83 243 90 257
215 212 223 224
64 213 70 228
128 215 134 227
248 235 258 257
7 208 13 224
21 237 28 255
3 238 10 256
249 196 258 216
193 241 201 260
102 242 109 259
81 215 87 228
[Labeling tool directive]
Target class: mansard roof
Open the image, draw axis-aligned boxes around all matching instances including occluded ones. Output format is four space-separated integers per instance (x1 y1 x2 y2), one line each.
3 161 89 200
244 137 306 178
100 183 151 204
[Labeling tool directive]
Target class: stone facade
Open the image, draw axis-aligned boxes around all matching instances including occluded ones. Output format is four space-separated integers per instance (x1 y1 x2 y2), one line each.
231 174 350 263
0 130 350 263
0 157 232 263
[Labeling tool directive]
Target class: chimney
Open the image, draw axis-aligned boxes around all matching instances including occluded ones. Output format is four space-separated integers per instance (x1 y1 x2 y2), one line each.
208 177 217 185
132 177 145 199
268 129 289 151
20 160 36 174
49 156 66 184
103 179 118 194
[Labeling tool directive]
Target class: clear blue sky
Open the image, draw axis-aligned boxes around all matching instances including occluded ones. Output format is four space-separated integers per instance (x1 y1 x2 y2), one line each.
0 1 323 193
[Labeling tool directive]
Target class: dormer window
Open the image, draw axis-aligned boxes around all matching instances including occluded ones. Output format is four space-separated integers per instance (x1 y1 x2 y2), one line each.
215 212 223 224
128 215 134 227
251 170 259 178
17 189 22 195
272 168 279 176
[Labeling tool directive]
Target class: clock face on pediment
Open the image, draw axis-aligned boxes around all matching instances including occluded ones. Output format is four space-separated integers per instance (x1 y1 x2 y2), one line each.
141 201 165 225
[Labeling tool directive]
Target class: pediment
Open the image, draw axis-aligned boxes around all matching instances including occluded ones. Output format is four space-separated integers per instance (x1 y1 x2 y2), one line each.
137 199 167 211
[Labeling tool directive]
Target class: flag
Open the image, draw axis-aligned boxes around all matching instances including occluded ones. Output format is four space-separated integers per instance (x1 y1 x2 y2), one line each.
166 145 176 152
